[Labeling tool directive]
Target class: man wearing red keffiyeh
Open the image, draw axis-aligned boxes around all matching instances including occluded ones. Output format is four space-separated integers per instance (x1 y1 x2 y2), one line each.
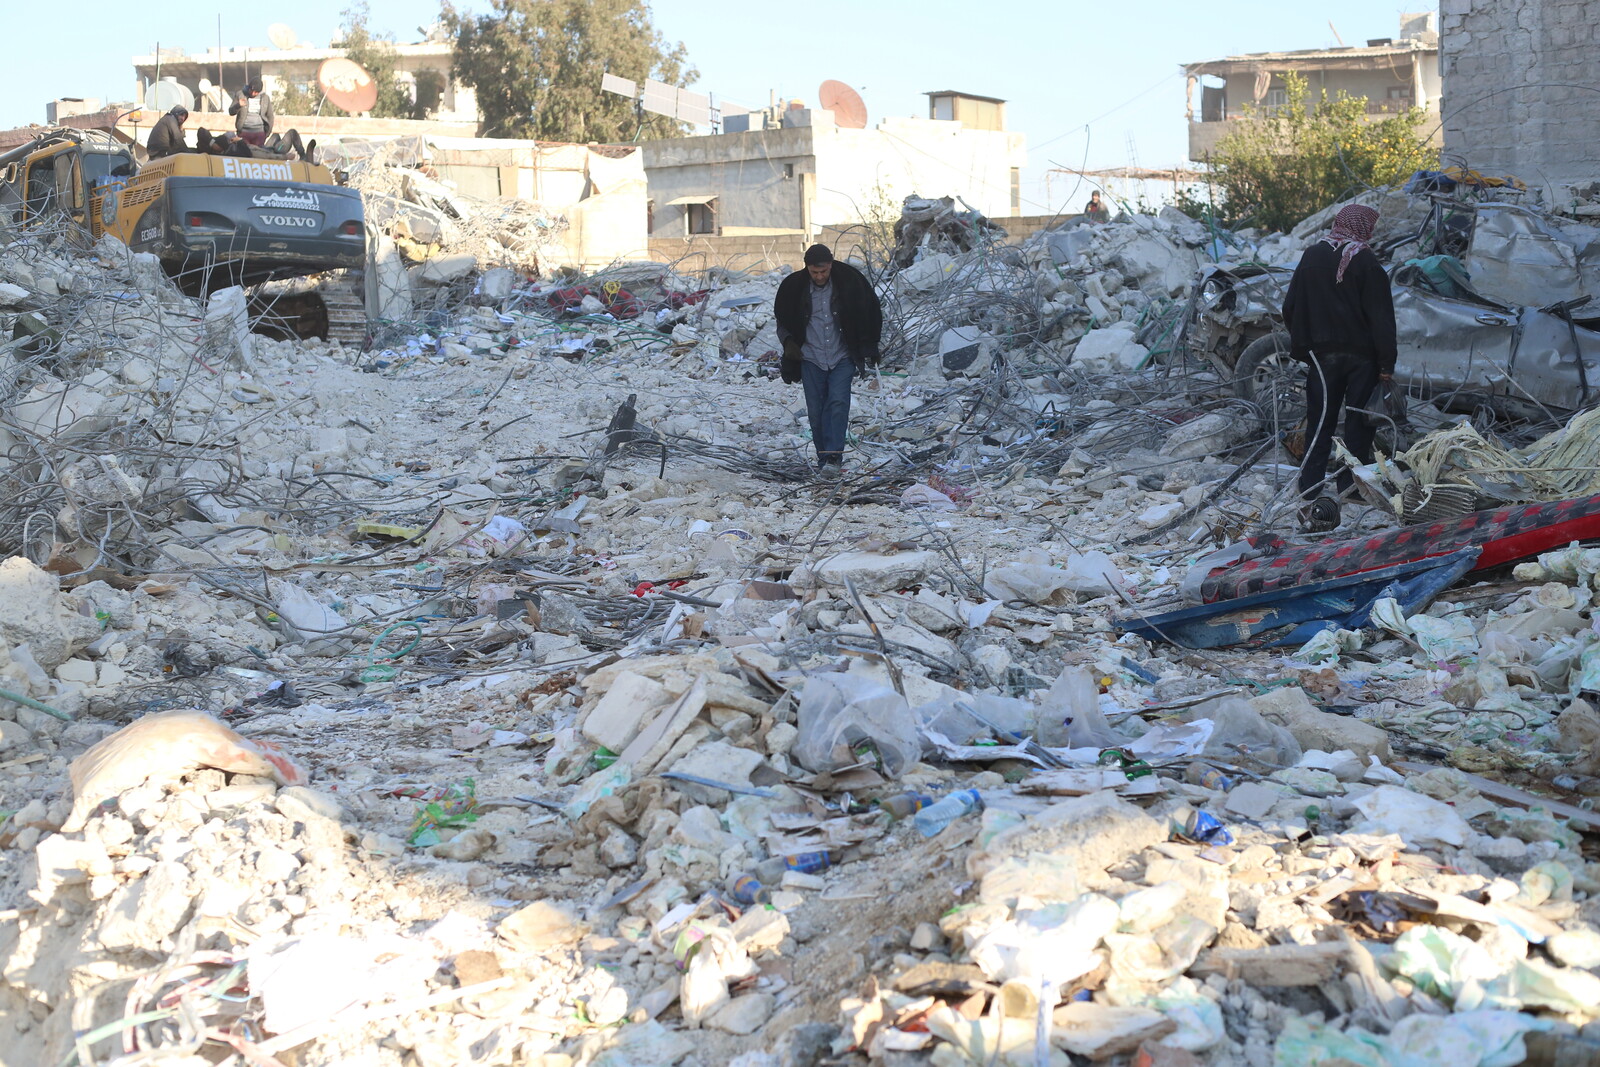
1282 203 1397 528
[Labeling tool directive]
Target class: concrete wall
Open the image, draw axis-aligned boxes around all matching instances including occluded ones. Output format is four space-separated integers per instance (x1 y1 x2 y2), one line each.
649 212 1070 275
646 233 805 275
423 141 648 272
1440 0 1600 185
810 118 1026 227
642 118 1027 239
641 127 816 236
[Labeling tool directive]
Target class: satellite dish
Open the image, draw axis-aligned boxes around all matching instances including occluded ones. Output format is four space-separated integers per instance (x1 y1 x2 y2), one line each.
145 78 195 113
818 80 867 129
318 57 378 112
267 23 298 50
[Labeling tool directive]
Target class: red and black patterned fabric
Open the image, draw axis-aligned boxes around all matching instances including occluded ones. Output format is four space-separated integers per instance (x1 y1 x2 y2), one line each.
1201 492 1600 603
544 285 644 319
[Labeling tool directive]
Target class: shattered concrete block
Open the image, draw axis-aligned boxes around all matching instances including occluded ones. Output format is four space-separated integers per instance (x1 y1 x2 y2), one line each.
706 992 775 1035
667 739 764 803
275 783 344 825
1160 412 1246 460
1052 1003 1176 1060
1071 325 1148 373
9 379 113 441
204 286 253 364
1249 687 1390 763
794 550 939 595
896 252 959 291
1111 234 1200 294
968 793 1166 886
0 557 100 670
497 901 587 952
0 282 29 306
582 670 671 754
418 253 478 285
478 267 517 303
89 859 195 953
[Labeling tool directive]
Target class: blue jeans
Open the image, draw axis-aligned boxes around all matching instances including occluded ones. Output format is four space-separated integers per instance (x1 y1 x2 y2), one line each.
801 359 854 464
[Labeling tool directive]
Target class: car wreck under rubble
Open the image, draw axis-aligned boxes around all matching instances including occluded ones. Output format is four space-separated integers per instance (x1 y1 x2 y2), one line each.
1178 198 1600 429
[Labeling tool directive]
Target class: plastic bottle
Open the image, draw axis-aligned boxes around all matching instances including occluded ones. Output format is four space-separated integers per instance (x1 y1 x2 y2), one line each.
1184 761 1232 790
729 875 771 906
876 792 933 822
914 789 984 837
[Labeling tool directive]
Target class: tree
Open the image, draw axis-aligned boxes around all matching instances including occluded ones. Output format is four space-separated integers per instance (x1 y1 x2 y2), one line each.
272 4 443 120
442 0 697 142
1199 73 1438 232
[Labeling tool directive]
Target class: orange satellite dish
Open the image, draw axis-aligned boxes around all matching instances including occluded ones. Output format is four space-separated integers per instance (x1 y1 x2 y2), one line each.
818 80 867 129
318 57 378 113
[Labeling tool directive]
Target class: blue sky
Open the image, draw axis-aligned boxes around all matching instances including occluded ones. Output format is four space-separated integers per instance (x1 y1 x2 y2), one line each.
8 0 1432 212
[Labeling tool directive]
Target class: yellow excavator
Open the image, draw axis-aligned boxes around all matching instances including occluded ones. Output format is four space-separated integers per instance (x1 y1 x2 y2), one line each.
0 127 367 344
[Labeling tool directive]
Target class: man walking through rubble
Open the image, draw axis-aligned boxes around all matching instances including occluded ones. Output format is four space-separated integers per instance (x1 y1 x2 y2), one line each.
1283 203 1396 531
774 244 883 477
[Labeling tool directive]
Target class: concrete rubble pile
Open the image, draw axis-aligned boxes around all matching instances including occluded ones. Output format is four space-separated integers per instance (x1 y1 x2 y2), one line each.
8 179 1600 1067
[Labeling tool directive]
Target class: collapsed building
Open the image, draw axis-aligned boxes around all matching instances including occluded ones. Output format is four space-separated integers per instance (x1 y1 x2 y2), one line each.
7 149 1600 1067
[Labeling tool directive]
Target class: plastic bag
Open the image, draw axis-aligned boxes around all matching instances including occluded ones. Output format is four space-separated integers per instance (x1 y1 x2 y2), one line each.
1351 784 1471 849
982 552 1124 605
1035 667 1120 749
1192 696 1301 769
1364 377 1410 429
793 673 920 778
915 691 1031 747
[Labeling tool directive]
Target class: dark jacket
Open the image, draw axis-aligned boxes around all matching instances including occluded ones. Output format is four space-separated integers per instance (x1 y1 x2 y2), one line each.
773 261 883 369
147 113 185 158
230 90 275 134
1282 240 1398 374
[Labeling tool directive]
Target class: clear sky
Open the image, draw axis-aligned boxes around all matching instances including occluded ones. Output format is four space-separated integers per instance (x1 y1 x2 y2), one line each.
7 0 1434 213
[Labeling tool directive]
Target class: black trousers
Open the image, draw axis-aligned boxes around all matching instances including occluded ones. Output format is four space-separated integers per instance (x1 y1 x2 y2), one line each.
1298 350 1380 499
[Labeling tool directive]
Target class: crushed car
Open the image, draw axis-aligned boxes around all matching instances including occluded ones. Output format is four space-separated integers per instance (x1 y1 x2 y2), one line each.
1176 198 1600 429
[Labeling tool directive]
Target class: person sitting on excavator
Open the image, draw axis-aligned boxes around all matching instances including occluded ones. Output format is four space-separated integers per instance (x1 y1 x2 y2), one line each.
146 106 189 159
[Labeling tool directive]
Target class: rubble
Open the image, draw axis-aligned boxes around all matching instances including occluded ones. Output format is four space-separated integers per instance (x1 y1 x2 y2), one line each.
8 157 1600 1067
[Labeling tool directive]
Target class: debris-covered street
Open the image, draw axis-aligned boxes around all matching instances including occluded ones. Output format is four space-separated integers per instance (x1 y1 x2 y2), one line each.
12 110 1600 1067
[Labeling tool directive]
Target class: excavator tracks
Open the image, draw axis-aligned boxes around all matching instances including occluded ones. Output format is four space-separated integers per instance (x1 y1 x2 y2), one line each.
246 269 369 349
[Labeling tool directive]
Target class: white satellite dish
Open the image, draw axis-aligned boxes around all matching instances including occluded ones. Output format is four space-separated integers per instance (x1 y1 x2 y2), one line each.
145 78 195 113
196 78 225 112
267 23 298 50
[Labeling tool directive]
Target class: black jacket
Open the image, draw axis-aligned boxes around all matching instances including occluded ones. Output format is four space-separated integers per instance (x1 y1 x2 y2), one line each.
773 261 883 369
147 114 185 158
1282 240 1398 374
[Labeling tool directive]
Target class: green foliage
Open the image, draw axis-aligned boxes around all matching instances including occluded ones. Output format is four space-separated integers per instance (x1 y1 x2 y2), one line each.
336 4 429 119
272 81 342 118
1202 73 1438 233
442 0 697 142
269 4 441 120
1171 185 1213 222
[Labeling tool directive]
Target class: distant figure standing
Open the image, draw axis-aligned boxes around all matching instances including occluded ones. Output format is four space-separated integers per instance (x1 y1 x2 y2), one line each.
1084 191 1110 223
146 106 189 159
773 244 883 477
1282 203 1397 530
230 78 275 146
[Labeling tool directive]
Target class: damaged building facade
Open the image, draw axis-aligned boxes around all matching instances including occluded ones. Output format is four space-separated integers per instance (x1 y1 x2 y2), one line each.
642 91 1026 252
131 31 476 123
1183 14 1442 161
